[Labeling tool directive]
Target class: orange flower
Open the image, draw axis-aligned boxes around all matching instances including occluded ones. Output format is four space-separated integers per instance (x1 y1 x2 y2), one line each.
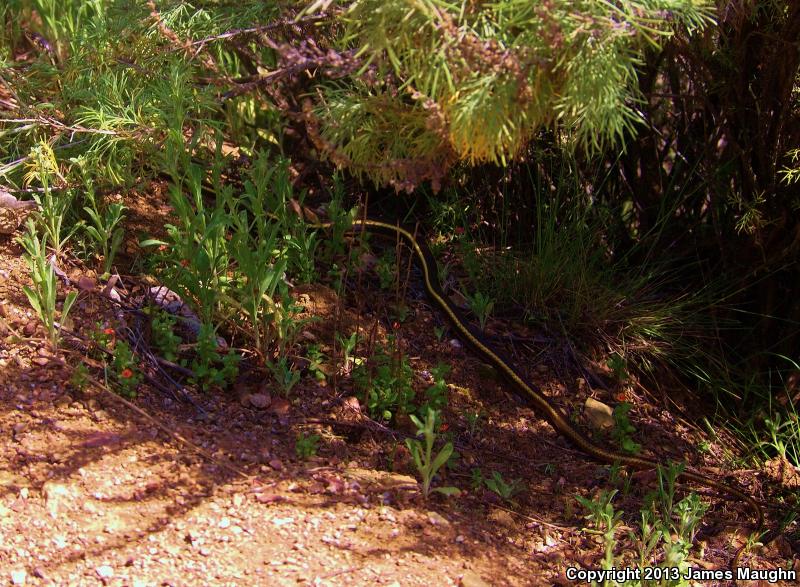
439 423 449 432
120 368 134 379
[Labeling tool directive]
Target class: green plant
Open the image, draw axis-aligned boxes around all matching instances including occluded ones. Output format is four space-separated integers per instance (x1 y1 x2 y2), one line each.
433 325 446 342
272 298 311 360
390 302 411 323
465 410 483 437
228 218 287 357
24 142 78 258
576 489 623 573
269 357 301 397
327 263 345 296
375 250 397 290
463 290 494 332
336 331 358 375
302 0 713 189
420 363 449 415
285 225 319 285
221 154 317 358
744 358 800 468
306 344 327 383
606 462 634 497
22 0 106 61
295 432 320 460
150 310 181 363
69 363 89 392
483 471 524 505
89 323 116 355
470 467 484 491
612 402 641 455
607 352 629 383
575 463 710 581
19 223 78 349
319 177 359 265
405 408 460 499
244 154 320 284
111 340 142 398
142 165 232 326
352 339 414 422
648 464 709 576
189 323 240 391
82 193 125 278
759 411 798 464
336 332 358 373
780 148 800 185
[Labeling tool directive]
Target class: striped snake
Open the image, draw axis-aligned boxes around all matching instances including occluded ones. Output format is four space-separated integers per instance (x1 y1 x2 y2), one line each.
330 217 764 569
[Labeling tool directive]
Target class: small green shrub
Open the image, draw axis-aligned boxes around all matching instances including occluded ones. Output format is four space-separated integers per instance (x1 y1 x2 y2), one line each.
111 340 142 398
19 224 78 349
352 339 415 422
189 324 240 391
269 357 301 397
405 409 460 499
306 344 327 383
483 471 524 505
295 432 320 460
150 311 181 363
463 290 494 332
613 403 641 455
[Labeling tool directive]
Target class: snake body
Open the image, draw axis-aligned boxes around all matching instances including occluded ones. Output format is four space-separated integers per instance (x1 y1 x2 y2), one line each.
337 217 762 563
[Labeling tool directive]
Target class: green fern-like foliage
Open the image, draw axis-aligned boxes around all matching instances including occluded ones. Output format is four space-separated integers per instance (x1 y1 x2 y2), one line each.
307 0 715 189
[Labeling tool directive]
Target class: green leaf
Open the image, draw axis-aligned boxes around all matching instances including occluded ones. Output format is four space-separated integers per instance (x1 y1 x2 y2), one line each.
23 286 43 318
430 442 453 473
61 291 78 319
139 238 167 247
433 486 461 497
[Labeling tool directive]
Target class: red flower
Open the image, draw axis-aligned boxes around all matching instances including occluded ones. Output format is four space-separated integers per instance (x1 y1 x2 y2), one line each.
439 423 449 432
120 368 134 379
454 227 465 235
392 322 400 330
103 328 115 336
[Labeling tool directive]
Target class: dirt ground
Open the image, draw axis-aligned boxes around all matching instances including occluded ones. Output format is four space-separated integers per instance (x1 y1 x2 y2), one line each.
0 189 797 587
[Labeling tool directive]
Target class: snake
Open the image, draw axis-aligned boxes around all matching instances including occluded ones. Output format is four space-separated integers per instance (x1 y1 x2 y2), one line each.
327 216 764 568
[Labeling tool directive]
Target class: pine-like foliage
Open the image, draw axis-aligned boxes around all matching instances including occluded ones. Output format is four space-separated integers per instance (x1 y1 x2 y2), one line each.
304 0 714 190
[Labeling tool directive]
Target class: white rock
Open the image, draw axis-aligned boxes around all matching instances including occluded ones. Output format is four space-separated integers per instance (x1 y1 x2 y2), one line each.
95 565 113 579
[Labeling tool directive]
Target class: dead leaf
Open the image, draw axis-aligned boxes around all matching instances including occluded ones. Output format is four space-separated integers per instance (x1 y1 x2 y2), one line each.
269 397 290 416
77 276 96 291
